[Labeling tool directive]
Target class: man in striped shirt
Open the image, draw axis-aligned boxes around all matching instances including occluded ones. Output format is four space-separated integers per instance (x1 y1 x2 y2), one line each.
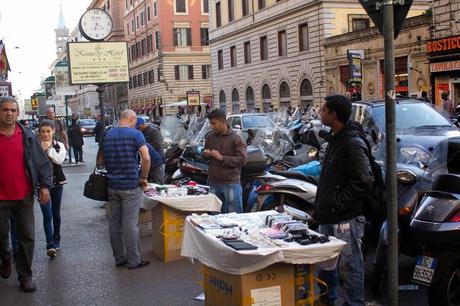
98 110 151 269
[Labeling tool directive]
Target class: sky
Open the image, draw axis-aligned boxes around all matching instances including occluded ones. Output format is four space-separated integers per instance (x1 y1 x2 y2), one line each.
1 0 92 99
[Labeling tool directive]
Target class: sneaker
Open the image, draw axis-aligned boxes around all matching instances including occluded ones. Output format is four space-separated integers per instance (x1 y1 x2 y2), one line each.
47 248 57 258
127 260 150 270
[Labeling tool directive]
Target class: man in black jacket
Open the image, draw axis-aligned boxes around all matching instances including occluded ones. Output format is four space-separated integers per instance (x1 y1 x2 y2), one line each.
314 95 373 306
0 96 53 292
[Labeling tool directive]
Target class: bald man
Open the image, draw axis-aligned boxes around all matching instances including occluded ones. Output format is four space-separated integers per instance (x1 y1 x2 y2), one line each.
97 110 151 269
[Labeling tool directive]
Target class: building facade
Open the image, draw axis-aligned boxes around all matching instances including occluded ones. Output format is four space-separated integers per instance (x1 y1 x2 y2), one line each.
124 0 212 117
208 0 429 112
427 0 460 106
324 14 431 101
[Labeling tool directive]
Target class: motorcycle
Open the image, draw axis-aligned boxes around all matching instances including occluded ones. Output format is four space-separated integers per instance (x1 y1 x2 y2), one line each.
410 173 460 306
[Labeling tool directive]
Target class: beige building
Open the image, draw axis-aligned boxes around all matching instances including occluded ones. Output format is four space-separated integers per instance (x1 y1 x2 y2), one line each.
324 14 432 101
209 0 429 112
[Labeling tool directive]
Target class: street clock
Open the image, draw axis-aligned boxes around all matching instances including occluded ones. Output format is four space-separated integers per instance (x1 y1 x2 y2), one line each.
78 8 113 41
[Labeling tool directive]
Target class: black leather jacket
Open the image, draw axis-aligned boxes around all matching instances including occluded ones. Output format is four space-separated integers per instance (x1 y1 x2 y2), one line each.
314 122 373 224
19 124 53 192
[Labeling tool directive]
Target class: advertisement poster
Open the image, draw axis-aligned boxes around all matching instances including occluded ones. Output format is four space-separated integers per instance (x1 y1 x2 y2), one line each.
45 76 62 106
67 42 129 85
54 60 76 96
0 81 12 97
187 90 200 107
436 83 449 107
348 50 363 83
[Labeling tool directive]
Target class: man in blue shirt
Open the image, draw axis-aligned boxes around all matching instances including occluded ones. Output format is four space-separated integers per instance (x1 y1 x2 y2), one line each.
97 110 151 269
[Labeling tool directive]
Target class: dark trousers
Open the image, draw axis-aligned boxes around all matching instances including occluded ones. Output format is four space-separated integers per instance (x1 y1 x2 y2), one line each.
72 146 83 162
9 215 18 257
0 194 35 281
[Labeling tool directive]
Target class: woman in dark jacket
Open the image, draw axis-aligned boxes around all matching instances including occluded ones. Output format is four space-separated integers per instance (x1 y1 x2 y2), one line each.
69 118 84 163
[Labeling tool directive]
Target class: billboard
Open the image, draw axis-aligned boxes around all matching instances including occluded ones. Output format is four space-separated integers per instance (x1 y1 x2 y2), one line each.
0 81 12 96
54 60 76 96
187 90 200 107
67 42 129 85
348 50 363 83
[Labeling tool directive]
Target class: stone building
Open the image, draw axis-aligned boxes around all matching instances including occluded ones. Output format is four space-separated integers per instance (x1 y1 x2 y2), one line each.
125 0 212 117
208 0 428 112
324 14 432 101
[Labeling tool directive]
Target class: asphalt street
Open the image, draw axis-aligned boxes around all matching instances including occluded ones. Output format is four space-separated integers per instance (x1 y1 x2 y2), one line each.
0 136 429 305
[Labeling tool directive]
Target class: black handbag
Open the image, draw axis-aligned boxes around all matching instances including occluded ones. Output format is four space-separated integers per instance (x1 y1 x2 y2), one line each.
83 168 108 201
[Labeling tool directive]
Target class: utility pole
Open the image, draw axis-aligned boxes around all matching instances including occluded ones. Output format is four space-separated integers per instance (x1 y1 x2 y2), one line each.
382 1 398 304
97 84 106 130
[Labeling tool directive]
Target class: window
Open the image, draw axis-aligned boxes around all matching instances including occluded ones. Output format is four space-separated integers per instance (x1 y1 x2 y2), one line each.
299 23 309 51
143 72 148 85
217 50 223 70
232 89 240 113
280 81 290 102
175 65 193 80
300 79 313 108
175 0 187 13
131 19 135 32
242 0 249 16
147 34 153 52
141 38 146 55
258 0 266 9
202 0 209 13
200 28 209 45
231 116 241 128
246 87 255 112
148 70 154 83
262 84 271 99
138 74 143 87
136 41 141 57
155 31 160 49
157 67 161 81
174 28 191 47
260 36 268 60
202 65 211 79
136 16 139 29
132 75 138 88
129 76 133 89
153 2 157 16
278 30 287 56
219 90 226 111
126 23 130 35
216 2 221 27
230 46 236 67
228 0 234 22
244 41 251 64
140 11 145 26
147 6 151 21
352 18 370 31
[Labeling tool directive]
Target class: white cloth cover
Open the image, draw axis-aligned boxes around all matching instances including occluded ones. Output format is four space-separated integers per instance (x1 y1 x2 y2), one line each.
142 193 222 212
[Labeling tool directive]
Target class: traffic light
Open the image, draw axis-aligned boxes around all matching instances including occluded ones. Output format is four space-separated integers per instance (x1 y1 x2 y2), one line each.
31 97 38 110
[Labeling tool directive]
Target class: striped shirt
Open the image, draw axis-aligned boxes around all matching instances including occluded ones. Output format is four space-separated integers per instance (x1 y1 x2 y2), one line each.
101 127 146 190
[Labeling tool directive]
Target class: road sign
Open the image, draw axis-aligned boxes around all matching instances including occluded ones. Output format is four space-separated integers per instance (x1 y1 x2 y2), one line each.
358 0 413 38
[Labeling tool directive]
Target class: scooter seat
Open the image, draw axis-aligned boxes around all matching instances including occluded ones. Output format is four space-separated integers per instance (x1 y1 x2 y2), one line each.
270 170 317 185
432 174 460 194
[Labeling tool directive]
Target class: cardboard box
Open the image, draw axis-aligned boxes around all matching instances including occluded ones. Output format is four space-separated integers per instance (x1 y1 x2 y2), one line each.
151 203 189 262
203 263 295 306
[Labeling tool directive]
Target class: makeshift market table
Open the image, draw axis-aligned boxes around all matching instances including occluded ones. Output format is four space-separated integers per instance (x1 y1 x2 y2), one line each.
181 211 346 306
142 185 222 262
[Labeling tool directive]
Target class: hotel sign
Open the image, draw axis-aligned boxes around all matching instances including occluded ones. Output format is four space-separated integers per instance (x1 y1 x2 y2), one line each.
67 42 129 85
430 60 460 73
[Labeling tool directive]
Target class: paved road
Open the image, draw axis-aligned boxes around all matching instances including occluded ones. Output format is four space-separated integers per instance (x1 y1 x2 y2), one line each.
1 135 429 305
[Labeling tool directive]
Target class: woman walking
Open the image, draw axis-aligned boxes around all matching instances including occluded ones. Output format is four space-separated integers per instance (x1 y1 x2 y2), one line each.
38 120 67 258
69 118 84 163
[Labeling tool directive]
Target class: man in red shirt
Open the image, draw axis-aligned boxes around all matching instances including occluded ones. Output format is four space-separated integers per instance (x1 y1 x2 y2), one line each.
0 96 52 292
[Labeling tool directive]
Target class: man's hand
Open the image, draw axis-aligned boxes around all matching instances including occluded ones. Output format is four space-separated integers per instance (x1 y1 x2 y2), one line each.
140 178 149 190
210 149 224 161
39 188 50 204
202 149 212 158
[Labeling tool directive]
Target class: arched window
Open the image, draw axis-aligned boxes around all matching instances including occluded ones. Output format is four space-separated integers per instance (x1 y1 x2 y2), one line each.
219 90 226 111
245 86 254 112
232 88 240 113
300 79 313 109
279 81 290 107
261 84 271 112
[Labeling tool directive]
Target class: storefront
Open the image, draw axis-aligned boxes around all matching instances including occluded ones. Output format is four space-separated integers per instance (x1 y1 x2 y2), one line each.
427 35 460 107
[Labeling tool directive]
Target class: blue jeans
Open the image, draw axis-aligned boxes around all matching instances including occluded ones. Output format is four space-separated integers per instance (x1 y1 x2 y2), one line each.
210 183 243 213
318 216 366 306
39 186 64 249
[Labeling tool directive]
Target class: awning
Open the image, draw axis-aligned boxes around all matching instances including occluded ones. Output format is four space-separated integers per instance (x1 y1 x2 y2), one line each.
163 100 208 108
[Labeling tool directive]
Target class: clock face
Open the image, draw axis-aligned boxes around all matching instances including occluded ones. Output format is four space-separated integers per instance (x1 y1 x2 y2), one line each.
79 9 113 41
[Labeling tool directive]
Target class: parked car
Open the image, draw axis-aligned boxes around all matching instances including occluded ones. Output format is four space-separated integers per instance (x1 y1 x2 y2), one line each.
226 113 276 132
79 118 97 136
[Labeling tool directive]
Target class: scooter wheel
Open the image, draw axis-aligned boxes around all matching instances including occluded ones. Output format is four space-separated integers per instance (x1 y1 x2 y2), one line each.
427 261 460 306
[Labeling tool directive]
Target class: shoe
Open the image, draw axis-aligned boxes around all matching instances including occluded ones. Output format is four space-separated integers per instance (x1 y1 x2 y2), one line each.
0 257 12 279
127 260 150 270
47 248 57 258
115 260 128 267
19 279 37 292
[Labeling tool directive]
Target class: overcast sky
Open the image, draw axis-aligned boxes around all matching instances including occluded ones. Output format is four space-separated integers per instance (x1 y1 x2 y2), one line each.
1 0 92 99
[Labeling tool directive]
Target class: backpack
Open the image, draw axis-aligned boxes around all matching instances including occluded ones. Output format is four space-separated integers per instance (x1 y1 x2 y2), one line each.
360 135 387 220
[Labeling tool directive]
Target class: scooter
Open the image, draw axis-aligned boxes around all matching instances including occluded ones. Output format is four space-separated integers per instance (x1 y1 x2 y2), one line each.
410 173 460 306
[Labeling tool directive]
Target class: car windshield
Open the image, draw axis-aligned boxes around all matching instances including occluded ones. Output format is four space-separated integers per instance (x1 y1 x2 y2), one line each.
79 119 96 126
372 102 452 131
242 115 274 129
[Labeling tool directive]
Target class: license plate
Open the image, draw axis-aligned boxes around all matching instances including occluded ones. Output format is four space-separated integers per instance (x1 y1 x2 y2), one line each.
412 255 437 286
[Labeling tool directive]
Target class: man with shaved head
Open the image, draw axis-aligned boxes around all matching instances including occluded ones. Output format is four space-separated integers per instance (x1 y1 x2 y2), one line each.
97 109 151 269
